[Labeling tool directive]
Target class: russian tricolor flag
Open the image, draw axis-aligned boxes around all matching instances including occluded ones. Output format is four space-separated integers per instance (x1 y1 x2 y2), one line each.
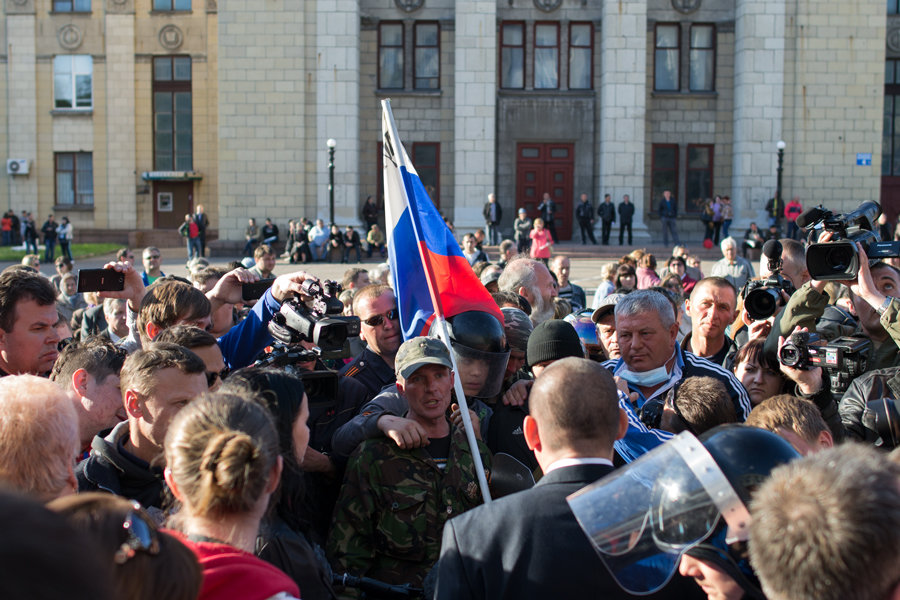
382 100 503 340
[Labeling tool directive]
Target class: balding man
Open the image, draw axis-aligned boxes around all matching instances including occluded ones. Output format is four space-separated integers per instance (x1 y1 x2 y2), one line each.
497 257 558 325
435 358 701 600
0 375 79 501
681 277 739 367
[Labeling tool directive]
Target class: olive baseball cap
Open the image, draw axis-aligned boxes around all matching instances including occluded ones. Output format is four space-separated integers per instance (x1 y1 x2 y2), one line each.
395 336 453 380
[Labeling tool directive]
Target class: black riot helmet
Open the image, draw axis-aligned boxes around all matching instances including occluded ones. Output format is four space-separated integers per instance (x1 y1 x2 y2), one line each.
567 425 800 596
430 311 509 398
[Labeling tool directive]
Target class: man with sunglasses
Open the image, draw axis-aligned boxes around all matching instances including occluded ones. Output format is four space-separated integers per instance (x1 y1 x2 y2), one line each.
140 247 165 287
339 285 401 400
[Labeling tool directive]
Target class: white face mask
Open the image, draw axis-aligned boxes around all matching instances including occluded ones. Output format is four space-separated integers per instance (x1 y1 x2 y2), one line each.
618 365 669 387
618 349 676 387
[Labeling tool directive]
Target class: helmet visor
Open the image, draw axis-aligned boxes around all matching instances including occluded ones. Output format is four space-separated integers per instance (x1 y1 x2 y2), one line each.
567 432 748 594
451 341 509 398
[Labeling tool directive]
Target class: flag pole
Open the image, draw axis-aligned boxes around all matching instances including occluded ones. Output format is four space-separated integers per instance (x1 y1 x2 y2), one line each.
382 99 492 504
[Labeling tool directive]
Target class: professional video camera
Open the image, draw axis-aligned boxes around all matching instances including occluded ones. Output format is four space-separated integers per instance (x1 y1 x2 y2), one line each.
268 279 360 353
742 239 795 320
863 398 900 449
778 331 871 394
798 201 900 280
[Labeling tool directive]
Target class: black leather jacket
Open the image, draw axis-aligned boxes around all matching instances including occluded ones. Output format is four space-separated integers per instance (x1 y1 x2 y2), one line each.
838 367 900 442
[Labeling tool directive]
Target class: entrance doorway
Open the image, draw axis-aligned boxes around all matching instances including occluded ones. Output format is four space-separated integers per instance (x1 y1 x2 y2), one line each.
515 143 574 240
153 182 193 229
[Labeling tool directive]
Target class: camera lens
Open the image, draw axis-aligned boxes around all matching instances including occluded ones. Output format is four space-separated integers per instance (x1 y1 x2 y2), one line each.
825 245 854 270
745 287 779 321
779 346 800 367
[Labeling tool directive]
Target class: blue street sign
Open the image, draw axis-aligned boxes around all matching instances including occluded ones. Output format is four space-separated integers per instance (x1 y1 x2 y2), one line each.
857 153 872 166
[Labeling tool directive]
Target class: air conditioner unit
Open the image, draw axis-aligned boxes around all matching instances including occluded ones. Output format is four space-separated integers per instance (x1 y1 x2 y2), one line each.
6 159 29 175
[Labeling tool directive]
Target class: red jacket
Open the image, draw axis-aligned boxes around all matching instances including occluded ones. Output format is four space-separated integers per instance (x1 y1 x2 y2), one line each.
166 530 299 600
785 200 803 222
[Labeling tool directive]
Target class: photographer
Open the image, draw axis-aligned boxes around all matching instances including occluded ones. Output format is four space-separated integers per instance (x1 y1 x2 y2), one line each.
765 239 900 372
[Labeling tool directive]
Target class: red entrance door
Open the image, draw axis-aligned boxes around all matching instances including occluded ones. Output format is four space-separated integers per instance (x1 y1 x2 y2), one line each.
515 143 574 240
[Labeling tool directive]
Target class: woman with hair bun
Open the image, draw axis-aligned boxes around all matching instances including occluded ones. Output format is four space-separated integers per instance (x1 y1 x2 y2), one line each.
164 392 300 600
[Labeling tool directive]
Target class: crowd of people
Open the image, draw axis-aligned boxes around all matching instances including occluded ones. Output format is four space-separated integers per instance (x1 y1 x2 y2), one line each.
0 195 899 600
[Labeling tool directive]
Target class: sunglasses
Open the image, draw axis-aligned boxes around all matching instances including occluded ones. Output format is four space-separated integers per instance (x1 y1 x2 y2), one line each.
363 308 399 328
144 255 160 260
114 501 161 565
206 367 230 387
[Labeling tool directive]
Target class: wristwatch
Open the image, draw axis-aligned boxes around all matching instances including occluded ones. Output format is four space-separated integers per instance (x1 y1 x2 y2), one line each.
877 296 893 316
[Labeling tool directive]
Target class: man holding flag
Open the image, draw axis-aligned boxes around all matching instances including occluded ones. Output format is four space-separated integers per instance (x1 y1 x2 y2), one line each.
379 99 504 505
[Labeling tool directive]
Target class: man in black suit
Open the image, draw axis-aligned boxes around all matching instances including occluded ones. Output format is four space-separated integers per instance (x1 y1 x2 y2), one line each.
435 357 703 599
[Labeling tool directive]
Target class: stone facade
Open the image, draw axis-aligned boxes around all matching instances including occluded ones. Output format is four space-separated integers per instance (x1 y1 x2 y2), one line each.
0 0 889 244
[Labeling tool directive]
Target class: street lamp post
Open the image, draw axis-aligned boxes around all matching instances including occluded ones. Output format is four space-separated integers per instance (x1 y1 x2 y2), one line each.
776 140 786 207
327 138 336 226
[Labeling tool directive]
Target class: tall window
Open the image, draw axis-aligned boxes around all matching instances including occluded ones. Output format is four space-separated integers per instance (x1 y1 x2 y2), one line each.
500 22 525 89
55 153 93 206
153 56 193 171
534 22 559 89
568 22 593 90
413 143 440 207
686 145 713 212
689 24 715 91
655 24 680 91
53 0 90 11
379 22 404 89
651 145 679 205
414 22 440 90
54 55 93 109
890 0 900 14
153 0 190 10
883 60 900 176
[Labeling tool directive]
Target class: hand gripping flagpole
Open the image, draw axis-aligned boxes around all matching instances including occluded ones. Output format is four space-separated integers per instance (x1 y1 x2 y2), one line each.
382 99 492 504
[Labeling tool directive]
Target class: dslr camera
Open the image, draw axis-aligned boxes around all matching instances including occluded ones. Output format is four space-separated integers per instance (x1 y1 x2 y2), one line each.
778 331 871 395
801 201 900 280
268 279 360 353
742 239 795 321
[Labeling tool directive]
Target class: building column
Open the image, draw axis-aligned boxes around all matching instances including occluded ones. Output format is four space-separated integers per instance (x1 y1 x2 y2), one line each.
217 0 310 240
599 0 649 241
105 11 137 229
5 12 39 216
731 0 786 229
453 0 497 232
316 0 360 225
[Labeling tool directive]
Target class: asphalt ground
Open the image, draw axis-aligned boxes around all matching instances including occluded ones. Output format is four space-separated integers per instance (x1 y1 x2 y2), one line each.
9 240 726 309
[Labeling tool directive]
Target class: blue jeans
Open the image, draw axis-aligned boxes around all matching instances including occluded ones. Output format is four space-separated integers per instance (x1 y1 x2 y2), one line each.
187 237 201 260
723 219 732 238
44 239 56 262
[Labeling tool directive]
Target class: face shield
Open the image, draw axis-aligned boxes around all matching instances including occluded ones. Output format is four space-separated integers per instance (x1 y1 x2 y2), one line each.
566 432 751 595
451 341 509 399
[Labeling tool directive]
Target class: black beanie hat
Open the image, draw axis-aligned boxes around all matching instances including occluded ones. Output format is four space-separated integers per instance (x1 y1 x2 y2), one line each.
526 320 584 368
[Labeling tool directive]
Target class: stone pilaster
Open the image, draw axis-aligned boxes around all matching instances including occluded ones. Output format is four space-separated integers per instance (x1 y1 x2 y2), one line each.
731 0 786 228
315 0 360 224
453 0 496 231
105 13 137 229
5 15 38 215
217 0 310 239
599 0 649 241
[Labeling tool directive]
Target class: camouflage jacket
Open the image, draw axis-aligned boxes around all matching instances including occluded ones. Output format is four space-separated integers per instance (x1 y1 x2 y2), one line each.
327 424 490 589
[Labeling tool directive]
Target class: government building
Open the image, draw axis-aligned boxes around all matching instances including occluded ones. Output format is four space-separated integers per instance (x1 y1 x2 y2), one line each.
0 0 891 245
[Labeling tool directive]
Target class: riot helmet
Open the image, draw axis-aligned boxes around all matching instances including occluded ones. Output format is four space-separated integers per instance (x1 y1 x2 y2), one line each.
430 310 509 398
567 425 799 595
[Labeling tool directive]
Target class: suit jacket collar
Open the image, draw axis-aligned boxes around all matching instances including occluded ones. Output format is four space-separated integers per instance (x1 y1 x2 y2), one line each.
536 463 614 487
